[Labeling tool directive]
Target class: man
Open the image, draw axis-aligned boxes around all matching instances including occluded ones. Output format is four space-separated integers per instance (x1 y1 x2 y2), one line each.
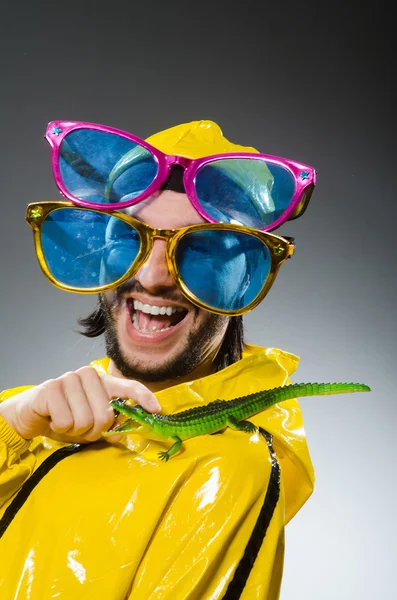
0 120 314 599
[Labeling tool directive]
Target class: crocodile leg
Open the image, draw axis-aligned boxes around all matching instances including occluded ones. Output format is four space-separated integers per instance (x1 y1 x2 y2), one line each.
227 416 258 434
103 419 141 436
158 436 183 462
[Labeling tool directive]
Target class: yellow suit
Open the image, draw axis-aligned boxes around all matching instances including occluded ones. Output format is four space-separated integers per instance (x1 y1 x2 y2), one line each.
0 345 314 599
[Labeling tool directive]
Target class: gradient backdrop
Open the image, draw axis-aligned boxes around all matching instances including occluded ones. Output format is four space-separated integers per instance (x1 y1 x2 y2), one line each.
1 1 395 598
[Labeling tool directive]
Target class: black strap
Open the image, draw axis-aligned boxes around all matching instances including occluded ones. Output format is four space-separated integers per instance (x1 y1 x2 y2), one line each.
0 443 86 539
222 428 281 599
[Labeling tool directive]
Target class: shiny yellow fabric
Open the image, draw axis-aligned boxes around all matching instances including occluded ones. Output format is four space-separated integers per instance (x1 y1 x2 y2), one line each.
0 346 314 599
146 119 260 158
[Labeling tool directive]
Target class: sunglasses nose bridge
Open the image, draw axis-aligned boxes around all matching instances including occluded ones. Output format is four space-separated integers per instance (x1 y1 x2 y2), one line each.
148 229 178 266
165 155 192 169
149 227 176 240
144 228 176 256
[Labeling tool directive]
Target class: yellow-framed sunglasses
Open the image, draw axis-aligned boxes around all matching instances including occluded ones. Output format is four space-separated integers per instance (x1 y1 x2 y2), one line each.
26 201 295 316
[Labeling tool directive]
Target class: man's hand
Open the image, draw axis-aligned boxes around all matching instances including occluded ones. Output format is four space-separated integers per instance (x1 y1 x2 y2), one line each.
0 367 161 443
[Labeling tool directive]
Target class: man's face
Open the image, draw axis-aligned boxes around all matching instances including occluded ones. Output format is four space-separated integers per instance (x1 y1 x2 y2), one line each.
102 190 230 385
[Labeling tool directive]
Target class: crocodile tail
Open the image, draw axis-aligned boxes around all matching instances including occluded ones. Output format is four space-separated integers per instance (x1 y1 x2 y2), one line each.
233 382 370 421
268 382 371 402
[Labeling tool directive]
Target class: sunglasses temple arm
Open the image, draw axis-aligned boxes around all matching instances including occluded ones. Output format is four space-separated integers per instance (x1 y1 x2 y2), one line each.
283 236 295 259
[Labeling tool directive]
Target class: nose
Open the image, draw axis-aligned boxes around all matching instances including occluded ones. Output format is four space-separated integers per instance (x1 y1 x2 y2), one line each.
134 238 176 293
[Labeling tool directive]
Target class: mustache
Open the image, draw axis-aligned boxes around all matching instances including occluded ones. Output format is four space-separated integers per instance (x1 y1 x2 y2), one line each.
107 278 194 307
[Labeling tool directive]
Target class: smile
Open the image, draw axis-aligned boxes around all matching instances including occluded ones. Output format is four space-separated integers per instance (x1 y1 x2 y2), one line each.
127 299 188 334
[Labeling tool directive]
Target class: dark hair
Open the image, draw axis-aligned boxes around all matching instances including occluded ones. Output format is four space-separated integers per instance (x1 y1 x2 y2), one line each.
78 302 244 372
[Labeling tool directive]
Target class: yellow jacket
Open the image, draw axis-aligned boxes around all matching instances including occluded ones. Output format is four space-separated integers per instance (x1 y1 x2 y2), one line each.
0 345 314 599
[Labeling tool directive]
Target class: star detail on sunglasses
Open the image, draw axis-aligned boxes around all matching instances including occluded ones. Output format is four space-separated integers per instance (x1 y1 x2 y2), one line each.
30 207 43 220
273 244 284 256
52 126 63 136
300 170 310 180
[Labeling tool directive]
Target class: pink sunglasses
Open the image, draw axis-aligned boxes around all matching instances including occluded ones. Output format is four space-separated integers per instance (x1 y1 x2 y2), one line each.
46 120 316 231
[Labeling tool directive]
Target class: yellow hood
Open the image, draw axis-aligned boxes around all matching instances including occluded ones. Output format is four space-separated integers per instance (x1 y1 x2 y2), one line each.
146 119 259 158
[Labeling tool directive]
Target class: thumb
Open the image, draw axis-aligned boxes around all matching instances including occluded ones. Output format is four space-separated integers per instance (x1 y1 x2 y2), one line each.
101 374 161 413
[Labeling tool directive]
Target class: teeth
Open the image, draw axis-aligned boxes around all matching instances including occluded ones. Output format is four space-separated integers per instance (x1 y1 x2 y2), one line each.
133 300 184 316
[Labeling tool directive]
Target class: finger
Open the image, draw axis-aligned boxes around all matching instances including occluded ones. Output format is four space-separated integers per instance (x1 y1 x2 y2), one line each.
40 383 75 435
60 372 95 435
76 366 116 440
101 375 161 413
104 435 124 444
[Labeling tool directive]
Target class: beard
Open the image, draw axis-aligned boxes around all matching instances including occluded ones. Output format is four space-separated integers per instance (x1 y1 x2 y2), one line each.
99 286 229 383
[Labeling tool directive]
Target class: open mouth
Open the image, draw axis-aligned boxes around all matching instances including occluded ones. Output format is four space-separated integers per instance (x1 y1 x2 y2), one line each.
127 299 188 333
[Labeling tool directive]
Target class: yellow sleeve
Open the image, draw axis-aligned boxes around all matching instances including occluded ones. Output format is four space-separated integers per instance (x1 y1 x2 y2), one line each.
127 429 286 600
0 386 57 510
0 387 36 508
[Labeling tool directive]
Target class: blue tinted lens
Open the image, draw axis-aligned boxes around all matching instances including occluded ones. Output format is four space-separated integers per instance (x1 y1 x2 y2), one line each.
176 229 271 311
41 208 141 288
59 130 158 205
195 158 295 229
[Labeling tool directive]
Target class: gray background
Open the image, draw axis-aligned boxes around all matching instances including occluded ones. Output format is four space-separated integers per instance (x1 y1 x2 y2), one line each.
0 1 395 598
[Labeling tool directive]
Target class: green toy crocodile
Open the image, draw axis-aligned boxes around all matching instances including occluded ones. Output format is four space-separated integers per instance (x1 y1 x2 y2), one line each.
104 382 370 461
